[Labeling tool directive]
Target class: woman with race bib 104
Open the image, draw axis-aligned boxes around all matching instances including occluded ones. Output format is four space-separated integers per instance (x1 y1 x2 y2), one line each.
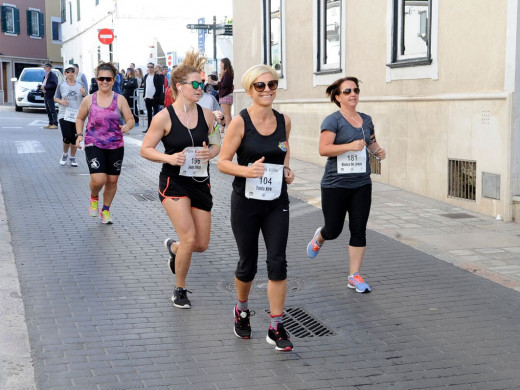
217 64 295 352
306 76 386 293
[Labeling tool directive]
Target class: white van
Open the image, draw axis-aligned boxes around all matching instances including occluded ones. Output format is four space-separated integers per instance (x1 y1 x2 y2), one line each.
12 67 64 112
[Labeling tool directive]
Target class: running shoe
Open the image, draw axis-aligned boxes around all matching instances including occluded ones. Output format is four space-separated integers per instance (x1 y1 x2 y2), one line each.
171 287 191 309
69 157 78 167
266 323 293 351
306 227 323 259
59 154 68 166
163 238 176 274
88 197 99 217
348 272 371 293
48 125 58 129
234 306 254 339
100 209 113 224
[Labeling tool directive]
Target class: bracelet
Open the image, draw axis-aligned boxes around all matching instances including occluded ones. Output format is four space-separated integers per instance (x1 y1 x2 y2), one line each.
284 166 291 171
76 134 83 138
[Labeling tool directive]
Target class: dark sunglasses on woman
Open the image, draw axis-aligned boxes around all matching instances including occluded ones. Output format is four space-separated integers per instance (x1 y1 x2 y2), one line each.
96 77 113 83
342 88 360 95
251 80 279 92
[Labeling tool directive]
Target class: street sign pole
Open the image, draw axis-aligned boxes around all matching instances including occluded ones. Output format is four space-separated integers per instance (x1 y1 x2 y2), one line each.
213 16 217 75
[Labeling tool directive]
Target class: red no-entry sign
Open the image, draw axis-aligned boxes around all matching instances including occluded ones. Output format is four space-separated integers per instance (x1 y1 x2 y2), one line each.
98 28 114 45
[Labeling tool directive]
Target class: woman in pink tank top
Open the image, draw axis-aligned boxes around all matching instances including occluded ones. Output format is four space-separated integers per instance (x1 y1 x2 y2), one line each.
75 62 135 224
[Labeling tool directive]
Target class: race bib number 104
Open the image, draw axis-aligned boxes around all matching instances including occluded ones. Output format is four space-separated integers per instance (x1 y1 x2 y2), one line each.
245 163 283 200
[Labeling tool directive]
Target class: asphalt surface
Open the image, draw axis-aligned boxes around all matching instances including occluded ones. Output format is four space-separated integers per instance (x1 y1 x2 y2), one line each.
1 107 520 389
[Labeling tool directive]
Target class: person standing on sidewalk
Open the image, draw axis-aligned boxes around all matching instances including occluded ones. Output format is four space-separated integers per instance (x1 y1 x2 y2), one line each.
217 64 295 352
217 58 234 129
140 51 219 309
54 65 86 167
41 62 58 129
306 76 386 293
75 62 135 224
142 62 164 133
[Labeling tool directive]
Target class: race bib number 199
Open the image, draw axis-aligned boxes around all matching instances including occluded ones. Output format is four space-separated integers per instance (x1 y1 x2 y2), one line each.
245 163 283 200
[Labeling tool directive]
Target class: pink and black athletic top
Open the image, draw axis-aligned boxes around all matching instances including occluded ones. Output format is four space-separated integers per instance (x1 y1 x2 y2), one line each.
85 92 123 149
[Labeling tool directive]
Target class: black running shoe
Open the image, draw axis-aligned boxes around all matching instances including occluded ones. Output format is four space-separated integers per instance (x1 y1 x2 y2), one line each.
171 287 191 309
266 323 293 351
233 306 254 339
163 238 176 274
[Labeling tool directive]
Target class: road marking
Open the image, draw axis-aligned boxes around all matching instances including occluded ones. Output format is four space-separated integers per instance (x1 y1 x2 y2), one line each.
2 127 23 129
15 140 45 154
124 137 143 147
28 120 49 127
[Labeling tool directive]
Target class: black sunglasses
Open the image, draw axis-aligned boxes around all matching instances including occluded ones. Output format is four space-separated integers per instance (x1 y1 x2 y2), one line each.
65 69 75 73
251 80 278 92
342 88 360 95
96 77 113 83
147 65 154 68
180 80 204 90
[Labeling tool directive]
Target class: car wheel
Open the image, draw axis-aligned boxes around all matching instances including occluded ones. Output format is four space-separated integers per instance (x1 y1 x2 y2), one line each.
15 104 22 112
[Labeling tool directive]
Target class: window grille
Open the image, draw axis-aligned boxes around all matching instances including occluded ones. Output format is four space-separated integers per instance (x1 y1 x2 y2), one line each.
448 159 476 201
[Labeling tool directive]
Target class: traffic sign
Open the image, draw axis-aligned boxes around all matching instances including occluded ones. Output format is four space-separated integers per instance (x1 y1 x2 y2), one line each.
186 23 212 30
98 28 114 45
166 53 173 68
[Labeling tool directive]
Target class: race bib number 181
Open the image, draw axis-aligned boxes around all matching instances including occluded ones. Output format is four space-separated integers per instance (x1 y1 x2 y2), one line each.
337 147 367 174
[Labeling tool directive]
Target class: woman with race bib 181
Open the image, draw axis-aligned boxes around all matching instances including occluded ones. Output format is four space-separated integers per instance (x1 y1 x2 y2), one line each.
306 76 386 293
218 64 295 352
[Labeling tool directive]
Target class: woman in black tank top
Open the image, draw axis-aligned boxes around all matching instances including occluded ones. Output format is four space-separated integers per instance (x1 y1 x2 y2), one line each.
217 65 295 351
141 56 220 310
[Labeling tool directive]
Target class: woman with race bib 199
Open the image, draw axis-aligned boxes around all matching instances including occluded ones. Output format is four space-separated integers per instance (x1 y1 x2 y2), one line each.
306 76 386 293
218 64 295 352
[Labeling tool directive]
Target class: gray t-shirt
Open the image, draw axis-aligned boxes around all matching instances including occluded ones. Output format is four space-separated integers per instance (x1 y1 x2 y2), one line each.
198 93 221 112
55 81 84 120
320 111 374 189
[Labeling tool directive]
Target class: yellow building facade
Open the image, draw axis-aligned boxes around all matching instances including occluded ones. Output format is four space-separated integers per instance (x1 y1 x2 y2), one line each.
232 0 520 221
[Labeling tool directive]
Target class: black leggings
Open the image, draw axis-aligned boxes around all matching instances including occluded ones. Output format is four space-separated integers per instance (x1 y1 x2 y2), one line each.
231 191 289 282
320 184 372 247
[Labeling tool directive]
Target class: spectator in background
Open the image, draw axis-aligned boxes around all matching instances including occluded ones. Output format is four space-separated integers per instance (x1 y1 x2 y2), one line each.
129 63 135 70
218 58 234 129
112 66 123 94
142 62 165 133
162 65 170 86
205 73 219 102
122 68 139 127
41 62 58 129
135 67 143 87
73 64 89 91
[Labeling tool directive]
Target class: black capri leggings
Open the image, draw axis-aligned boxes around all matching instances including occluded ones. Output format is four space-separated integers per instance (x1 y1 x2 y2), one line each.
320 184 372 247
231 190 289 283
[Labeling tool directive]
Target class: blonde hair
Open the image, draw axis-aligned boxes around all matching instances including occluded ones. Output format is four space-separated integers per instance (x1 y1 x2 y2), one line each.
169 49 207 100
241 64 279 91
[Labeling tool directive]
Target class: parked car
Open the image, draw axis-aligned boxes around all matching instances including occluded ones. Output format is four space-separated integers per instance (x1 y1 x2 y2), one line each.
11 67 64 112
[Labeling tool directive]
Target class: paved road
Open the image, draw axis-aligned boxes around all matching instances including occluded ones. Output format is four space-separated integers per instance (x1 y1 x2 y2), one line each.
1 107 520 389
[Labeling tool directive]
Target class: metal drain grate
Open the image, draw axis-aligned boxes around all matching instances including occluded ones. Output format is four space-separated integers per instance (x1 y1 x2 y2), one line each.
266 307 335 338
130 191 158 201
441 213 475 219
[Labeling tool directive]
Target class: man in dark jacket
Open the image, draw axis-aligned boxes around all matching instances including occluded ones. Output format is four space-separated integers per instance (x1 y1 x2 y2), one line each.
41 62 58 129
141 62 165 133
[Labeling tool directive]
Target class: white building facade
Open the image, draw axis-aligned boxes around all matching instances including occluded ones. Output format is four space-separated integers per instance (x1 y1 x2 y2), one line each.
60 0 232 80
